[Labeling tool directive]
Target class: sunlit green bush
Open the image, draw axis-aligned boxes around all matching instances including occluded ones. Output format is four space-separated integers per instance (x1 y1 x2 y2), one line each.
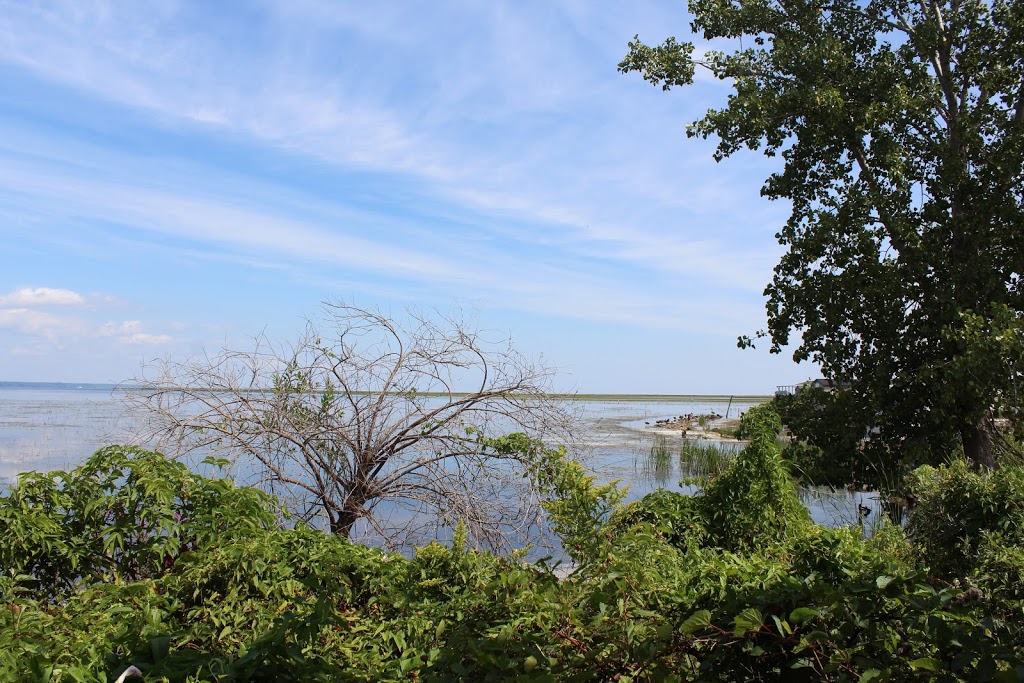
0 446 280 603
2 442 1023 681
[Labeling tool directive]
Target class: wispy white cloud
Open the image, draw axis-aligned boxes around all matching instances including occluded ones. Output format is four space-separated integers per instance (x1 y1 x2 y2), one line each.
0 307 85 340
0 152 765 335
0 291 175 352
98 320 142 337
97 320 171 344
0 1 780 288
8 345 48 357
0 287 84 306
0 1 808 389
126 332 173 345
0 159 471 284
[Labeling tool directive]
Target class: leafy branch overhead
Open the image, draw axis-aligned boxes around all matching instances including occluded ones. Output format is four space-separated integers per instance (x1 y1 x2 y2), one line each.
621 0 1024 468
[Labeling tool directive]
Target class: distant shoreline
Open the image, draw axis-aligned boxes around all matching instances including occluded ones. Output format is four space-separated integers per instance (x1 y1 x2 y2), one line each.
0 381 771 402
558 393 770 402
0 381 124 391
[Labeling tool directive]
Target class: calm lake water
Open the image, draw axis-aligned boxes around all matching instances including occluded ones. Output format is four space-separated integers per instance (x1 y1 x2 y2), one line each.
0 385 875 530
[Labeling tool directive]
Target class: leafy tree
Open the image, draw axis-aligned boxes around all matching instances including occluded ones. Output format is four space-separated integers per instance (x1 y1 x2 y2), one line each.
620 0 1024 467
782 386 891 486
129 302 571 551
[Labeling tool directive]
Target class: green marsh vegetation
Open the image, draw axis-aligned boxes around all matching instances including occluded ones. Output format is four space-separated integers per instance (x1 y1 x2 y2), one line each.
677 439 732 479
638 434 734 485
642 433 674 484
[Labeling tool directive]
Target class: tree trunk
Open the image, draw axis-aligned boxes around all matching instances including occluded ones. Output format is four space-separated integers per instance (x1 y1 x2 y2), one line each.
961 413 997 469
331 504 364 538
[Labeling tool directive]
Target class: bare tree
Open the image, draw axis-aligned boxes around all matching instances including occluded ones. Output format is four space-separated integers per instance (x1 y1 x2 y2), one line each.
127 302 573 552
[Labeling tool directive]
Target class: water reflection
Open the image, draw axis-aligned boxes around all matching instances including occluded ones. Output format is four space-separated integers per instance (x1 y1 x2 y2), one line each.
0 388 130 483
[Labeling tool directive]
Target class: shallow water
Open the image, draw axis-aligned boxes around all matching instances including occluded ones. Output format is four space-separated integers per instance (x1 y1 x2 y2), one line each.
0 387 133 482
0 386 880 530
576 397 878 528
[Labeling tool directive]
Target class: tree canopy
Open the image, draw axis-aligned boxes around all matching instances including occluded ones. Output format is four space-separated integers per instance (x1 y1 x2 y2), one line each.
621 0 1024 467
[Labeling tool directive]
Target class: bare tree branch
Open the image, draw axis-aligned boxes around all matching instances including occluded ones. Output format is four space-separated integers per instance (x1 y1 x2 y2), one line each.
125 301 574 553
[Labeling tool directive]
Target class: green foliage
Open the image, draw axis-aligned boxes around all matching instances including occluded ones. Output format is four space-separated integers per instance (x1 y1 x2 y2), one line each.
2 445 1023 681
613 489 708 552
699 405 810 551
621 0 1024 467
906 461 1024 582
783 388 869 485
780 386 951 490
736 401 781 441
0 446 279 603
529 442 629 566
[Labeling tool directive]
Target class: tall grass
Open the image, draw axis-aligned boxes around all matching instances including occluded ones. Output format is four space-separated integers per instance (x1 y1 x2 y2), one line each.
678 440 733 479
642 434 674 484
638 437 736 485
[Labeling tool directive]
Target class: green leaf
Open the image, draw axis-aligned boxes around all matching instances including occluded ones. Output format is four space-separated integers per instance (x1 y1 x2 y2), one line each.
150 635 171 662
908 658 944 673
733 608 763 637
875 575 894 590
788 607 818 624
680 609 712 635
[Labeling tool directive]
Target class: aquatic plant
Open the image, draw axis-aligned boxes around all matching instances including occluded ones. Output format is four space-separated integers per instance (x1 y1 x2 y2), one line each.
678 440 732 479
642 434 674 484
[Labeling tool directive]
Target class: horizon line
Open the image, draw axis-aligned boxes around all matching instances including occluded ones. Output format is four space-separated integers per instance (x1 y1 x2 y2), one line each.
0 381 771 402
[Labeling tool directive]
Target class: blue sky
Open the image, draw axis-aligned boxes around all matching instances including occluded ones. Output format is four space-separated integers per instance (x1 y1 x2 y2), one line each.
0 1 815 394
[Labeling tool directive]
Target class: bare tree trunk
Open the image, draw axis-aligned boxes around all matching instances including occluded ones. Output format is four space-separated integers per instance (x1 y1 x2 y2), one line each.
331 504 364 538
962 412 997 469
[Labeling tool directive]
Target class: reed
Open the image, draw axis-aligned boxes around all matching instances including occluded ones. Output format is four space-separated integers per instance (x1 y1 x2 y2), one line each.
678 440 733 479
641 434 674 484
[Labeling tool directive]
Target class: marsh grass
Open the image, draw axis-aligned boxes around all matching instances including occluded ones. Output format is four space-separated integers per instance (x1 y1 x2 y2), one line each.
678 440 733 479
637 437 736 485
641 434 674 484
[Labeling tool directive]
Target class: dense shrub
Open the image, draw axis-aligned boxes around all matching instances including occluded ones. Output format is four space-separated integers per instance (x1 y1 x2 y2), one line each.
612 488 707 551
0 446 280 603
698 405 810 550
2 443 1023 681
906 461 1024 581
736 400 782 440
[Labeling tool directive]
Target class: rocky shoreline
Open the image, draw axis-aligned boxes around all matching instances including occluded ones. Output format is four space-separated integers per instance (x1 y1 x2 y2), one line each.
641 413 748 443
